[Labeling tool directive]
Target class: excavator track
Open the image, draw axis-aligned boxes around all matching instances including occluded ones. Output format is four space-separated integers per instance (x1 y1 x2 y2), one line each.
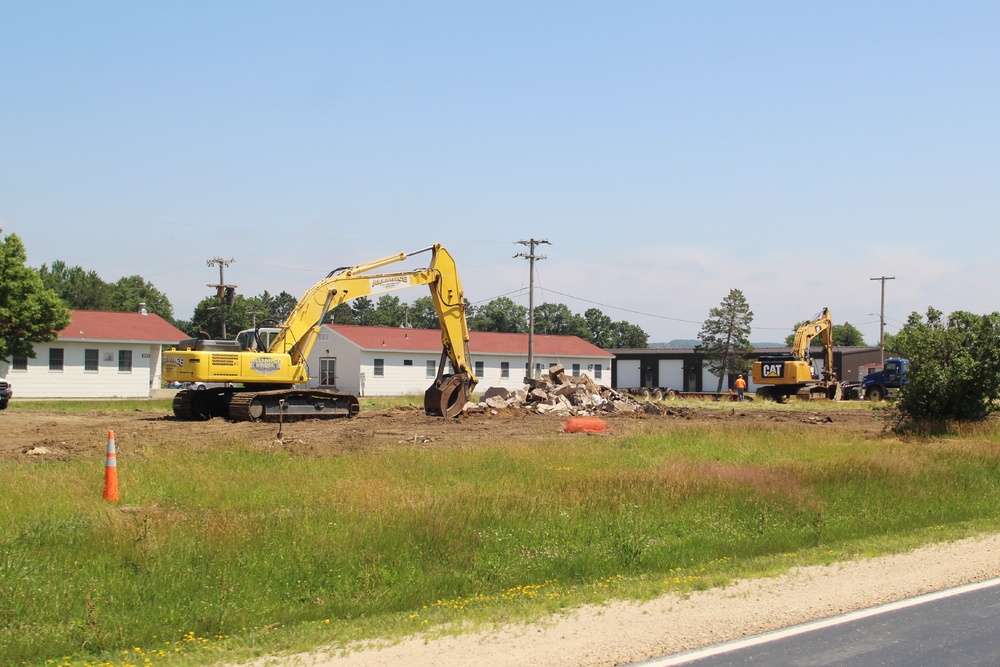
172 389 226 420
227 389 360 422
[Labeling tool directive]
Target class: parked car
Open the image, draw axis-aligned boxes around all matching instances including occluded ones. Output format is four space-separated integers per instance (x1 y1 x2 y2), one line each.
0 378 12 409
183 382 234 391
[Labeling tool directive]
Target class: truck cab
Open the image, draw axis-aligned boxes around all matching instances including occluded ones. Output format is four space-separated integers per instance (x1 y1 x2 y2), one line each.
862 358 909 401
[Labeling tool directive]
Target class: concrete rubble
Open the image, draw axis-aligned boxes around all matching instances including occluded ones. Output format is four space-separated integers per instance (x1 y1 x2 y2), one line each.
463 364 679 417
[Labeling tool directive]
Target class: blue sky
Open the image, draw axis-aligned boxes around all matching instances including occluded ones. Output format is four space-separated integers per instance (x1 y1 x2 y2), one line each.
2 2 997 343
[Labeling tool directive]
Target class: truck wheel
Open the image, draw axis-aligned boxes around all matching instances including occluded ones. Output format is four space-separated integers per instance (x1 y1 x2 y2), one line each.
868 386 886 402
665 389 677 400
641 389 651 400
652 389 663 401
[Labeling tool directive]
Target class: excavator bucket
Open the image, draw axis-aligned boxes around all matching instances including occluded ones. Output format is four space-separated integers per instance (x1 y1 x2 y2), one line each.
424 374 471 418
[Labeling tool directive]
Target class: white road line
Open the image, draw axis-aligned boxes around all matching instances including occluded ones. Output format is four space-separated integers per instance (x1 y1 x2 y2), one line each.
633 577 1000 667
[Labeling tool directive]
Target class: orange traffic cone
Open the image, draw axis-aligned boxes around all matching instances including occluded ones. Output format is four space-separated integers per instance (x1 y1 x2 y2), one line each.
102 430 119 502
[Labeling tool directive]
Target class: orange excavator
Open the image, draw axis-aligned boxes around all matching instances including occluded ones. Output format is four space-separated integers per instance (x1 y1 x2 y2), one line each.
162 244 478 421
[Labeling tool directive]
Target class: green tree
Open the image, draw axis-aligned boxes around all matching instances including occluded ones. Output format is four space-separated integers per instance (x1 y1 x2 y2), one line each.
468 297 527 333
259 290 298 322
325 303 356 325
784 321 866 347
607 321 649 348
0 232 72 360
407 296 441 329
108 275 174 321
38 260 112 310
351 297 376 325
696 289 754 392
891 307 1000 423
371 295 406 327
832 323 866 346
581 307 648 348
188 296 225 337
583 308 615 347
534 303 591 339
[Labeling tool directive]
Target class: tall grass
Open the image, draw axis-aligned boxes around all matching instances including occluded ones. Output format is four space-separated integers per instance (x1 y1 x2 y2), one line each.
4 420 1000 666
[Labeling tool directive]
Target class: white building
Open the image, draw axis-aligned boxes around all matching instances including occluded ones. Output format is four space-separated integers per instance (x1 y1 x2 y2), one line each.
305 324 614 396
5 310 187 399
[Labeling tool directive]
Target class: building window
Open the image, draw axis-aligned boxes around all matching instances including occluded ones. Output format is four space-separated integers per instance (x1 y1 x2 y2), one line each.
118 350 132 372
49 348 64 371
85 349 99 372
475 361 484 378
572 364 581 377
426 360 436 378
500 361 509 378
319 358 336 386
12 355 27 371
373 358 384 377
594 364 603 380
403 359 413 366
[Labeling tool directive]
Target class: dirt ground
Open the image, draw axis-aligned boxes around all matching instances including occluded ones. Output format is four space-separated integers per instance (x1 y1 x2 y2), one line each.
4 401 883 463
17 402 975 667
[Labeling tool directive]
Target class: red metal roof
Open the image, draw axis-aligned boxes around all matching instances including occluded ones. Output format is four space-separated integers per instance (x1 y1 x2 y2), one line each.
328 324 613 358
58 310 188 343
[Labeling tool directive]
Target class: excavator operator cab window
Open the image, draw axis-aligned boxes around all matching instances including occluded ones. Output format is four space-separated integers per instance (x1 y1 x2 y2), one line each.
236 327 281 352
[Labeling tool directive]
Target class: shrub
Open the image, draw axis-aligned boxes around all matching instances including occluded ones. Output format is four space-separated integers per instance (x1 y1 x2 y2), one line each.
892 307 1000 423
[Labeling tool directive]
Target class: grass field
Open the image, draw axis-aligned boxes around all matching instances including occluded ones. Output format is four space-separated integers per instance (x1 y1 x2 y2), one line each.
3 401 1000 666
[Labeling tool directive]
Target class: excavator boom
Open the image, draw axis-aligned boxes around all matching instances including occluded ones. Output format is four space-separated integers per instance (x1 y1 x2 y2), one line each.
163 244 478 421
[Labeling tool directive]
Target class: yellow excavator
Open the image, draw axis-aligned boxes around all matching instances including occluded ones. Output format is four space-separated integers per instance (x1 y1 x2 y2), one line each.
162 244 478 421
752 307 842 402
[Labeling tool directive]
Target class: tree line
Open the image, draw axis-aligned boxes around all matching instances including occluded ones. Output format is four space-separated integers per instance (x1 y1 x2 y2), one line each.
4 229 1000 425
186 293 649 349
28 249 653 349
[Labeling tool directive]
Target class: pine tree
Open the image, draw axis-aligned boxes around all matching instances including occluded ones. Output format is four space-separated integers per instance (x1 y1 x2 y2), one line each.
696 289 754 392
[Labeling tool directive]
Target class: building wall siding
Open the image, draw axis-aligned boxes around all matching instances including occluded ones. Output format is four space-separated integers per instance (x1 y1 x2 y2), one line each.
6 341 160 398
305 336 612 397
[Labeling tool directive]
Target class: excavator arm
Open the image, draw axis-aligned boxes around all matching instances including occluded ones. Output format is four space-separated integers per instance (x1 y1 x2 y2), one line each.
269 243 477 416
790 307 836 384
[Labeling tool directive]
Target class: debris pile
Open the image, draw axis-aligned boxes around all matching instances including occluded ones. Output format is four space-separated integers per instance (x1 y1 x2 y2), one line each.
464 364 679 417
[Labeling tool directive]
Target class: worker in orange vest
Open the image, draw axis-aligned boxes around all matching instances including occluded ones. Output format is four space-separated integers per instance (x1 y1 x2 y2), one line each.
735 374 747 401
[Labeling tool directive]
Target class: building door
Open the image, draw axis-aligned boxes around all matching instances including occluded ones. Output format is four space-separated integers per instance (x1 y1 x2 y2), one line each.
319 358 336 387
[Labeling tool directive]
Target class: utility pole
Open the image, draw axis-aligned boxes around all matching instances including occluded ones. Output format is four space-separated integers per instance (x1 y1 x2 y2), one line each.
870 276 895 365
515 239 549 379
207 258 236 338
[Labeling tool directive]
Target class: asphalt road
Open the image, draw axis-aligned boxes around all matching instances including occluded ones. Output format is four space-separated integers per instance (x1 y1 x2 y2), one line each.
637 578 1000 667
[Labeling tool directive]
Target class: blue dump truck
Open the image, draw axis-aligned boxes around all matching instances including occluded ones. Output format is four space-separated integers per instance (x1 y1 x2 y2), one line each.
862 358 909 400
841 358 909 401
